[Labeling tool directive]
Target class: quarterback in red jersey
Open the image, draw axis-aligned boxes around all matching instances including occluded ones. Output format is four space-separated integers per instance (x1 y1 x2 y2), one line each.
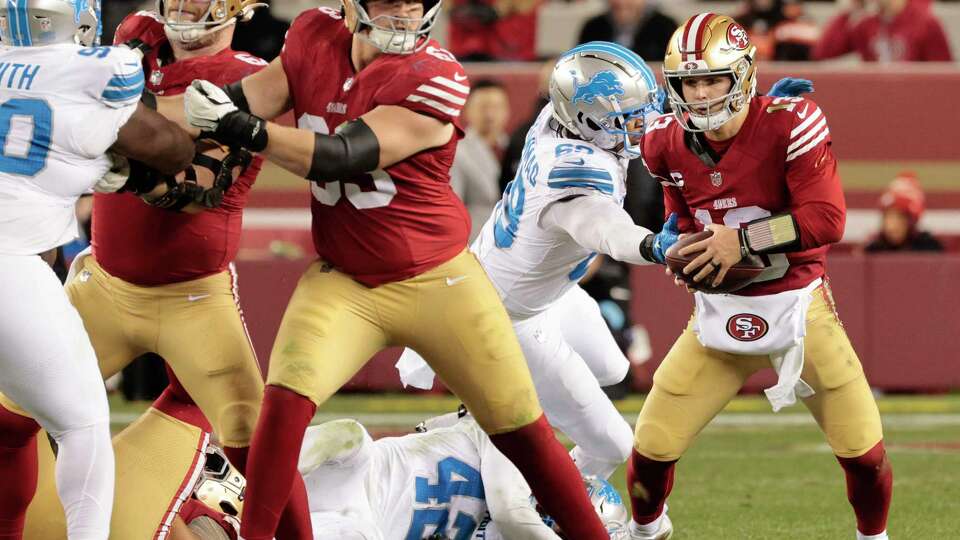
625 14 892 540
3 4 307 538
174 0 610 538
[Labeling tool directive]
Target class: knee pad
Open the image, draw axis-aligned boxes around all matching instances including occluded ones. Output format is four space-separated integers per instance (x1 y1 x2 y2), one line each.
216 402 260 447
633 420 682 462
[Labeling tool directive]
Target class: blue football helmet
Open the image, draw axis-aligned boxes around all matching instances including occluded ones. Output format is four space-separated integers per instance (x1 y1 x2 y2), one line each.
549 41 663 159
0 0 101 47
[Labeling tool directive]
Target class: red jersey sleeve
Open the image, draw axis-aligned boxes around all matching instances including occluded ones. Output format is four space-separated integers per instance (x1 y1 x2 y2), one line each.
113 10 167 48
811 11 856 61
783 98 845 249
641 116 696 233
372 45 469 133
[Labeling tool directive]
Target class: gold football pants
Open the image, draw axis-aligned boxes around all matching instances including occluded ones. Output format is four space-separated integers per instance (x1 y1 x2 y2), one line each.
634 284 883 461
267 250 542 434
0 255 263 448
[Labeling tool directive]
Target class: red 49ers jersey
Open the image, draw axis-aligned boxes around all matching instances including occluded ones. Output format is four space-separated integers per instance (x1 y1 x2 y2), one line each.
91 12 266 286
282 7 471 287
641 95 846 296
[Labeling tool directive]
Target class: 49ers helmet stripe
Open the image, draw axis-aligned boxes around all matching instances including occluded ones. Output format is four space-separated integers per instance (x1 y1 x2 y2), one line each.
682 12 715 61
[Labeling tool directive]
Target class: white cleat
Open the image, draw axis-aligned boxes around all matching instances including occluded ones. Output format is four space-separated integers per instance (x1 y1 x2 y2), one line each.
628 514 673 540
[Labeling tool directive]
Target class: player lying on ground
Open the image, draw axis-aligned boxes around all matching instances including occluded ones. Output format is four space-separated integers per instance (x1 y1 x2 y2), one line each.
625 13 893 540
0 1 195 538
166 409 634 540
164 0 615 537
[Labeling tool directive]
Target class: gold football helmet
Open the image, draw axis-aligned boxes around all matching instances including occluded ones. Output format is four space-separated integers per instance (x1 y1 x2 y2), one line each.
663 13 757 132
341 0 443 54
194 446 245 517
157 0 265 43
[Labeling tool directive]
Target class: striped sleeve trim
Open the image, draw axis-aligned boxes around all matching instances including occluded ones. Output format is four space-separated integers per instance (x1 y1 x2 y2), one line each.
404 76 469 118
547 167 613 182
546 179 615 195
786 106 829 162
102 68 145 104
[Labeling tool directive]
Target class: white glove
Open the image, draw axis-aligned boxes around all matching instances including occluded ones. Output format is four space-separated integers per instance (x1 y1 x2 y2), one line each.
185 79 237 132
94 152 131 193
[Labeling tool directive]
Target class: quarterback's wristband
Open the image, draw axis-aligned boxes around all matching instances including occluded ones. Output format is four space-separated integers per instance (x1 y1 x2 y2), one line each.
741 213 801 254
212 110 268 153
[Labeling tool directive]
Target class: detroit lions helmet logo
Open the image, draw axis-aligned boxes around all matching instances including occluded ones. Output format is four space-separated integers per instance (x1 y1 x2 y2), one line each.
571 70 625 105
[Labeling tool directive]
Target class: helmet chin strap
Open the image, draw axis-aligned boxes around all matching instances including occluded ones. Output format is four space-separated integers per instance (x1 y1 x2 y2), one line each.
164 18 235 45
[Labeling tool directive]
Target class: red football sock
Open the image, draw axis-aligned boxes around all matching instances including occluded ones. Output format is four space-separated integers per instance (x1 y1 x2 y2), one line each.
836 441 893 535
489 414 608 540
627 448 677 524
224 444 312 540
0 405 41 540
238 385 315 540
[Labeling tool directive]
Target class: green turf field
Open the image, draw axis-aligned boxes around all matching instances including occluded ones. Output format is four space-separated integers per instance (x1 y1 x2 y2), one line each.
110 393 960 538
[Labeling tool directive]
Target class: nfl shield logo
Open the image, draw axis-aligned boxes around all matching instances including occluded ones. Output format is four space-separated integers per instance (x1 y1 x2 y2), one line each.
710 171 723 187
150 70 163 86
343 78 354 92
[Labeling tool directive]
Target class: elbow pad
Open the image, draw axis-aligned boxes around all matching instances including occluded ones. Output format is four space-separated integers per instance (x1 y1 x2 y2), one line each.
740 213 801 254
306 119 381 182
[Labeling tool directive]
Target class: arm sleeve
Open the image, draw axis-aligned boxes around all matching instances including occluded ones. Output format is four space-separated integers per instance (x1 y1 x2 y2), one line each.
67 47 142 157
540 195 654 265
784 100 845 249
477 431 562 540
97 47 146 110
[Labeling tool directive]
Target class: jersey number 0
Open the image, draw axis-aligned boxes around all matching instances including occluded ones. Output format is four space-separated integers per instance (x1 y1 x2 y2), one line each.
0 98 52 177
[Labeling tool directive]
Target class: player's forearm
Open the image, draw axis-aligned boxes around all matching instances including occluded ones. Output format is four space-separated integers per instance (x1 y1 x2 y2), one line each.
157 94 202 139
262 123 316 178
793 202 846 249
544 197 655 265
494 507 563 540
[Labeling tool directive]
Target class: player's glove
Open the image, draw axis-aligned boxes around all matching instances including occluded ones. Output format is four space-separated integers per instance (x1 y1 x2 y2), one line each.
650 213 680 264
185 80 268 152
94 152 132 193
767 77 814 98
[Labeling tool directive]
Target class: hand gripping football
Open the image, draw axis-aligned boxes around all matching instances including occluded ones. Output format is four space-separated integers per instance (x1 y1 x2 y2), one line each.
665 230 766 294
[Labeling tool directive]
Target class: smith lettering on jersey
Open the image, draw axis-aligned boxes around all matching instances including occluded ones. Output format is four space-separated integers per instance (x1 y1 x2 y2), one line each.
0 43 144 255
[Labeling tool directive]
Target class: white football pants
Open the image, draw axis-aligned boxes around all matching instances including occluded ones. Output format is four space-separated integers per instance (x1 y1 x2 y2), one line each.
512 285 633 479
0 254 113 539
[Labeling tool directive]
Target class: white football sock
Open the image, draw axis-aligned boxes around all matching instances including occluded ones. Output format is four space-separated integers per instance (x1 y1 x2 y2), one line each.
630 505 668 536
51 420 114 540
857 530 888 540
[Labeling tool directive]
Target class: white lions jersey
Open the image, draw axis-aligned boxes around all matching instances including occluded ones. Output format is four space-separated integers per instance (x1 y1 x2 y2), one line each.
473 103 628 319
302 416 558 540
0 43 143 255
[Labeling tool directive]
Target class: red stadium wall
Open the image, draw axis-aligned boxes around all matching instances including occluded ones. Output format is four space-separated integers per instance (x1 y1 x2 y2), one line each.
464 62 960 161
235 254 960 394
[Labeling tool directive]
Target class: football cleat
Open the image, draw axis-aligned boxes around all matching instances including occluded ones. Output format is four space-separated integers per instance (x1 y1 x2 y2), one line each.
628 514 674 540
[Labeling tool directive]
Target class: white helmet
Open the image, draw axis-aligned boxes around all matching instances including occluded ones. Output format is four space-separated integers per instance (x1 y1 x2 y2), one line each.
341 0 442 55
0 0 100 47
157 0 265 44
194 446 245 517
539 476 630 539
549 41 663 159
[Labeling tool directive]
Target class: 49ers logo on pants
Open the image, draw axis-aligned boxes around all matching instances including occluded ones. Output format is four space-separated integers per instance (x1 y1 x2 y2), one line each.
726 313 768 341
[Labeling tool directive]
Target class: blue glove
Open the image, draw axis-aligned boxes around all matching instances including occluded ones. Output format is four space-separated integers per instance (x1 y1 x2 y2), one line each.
767 77 814 98
651 213 680 264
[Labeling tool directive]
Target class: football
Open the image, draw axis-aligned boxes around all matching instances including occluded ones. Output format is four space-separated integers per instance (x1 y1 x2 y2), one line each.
664 230 766 294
